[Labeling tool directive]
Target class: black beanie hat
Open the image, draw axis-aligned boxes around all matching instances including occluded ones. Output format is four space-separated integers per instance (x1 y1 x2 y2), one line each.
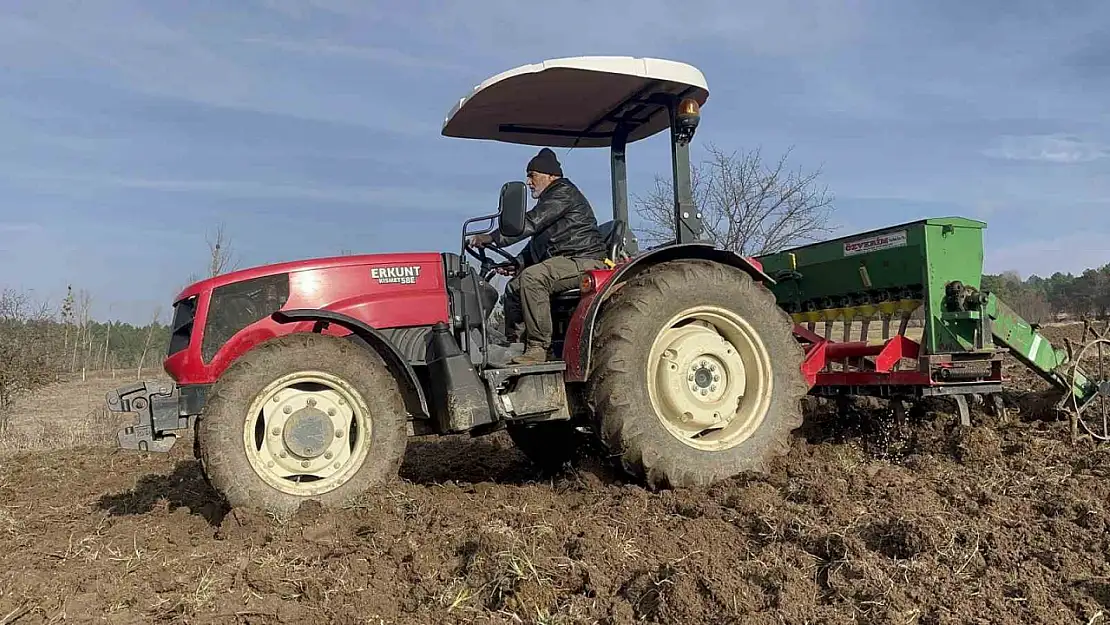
526 147 562 176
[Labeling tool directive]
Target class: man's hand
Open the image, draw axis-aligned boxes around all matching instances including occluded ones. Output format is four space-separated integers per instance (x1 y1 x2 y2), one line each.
467 233 493 248
494 265 516 276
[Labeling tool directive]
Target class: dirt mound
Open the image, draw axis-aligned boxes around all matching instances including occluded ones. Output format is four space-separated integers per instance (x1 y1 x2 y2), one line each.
1 323 1108 623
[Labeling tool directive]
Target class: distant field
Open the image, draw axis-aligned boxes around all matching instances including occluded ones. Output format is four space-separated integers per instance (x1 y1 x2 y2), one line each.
0 370 173 454
0 323 1107 624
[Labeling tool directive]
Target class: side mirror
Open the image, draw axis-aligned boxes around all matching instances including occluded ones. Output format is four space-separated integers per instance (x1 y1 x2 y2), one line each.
497 181 527 238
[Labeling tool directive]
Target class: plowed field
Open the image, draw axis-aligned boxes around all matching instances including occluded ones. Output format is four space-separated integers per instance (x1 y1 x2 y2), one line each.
1 324 1108 624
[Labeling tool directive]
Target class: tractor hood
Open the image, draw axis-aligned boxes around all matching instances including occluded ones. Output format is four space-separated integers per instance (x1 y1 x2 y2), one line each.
173 252 443 303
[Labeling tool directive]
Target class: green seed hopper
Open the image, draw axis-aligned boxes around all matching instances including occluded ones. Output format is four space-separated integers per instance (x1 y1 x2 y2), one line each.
755 216 1108 438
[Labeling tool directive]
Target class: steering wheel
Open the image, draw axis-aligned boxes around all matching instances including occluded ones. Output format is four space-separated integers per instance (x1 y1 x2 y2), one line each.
465 240 521 280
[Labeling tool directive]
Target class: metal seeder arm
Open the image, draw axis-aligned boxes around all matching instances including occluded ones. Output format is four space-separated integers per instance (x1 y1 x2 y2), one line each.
983 294 1108 439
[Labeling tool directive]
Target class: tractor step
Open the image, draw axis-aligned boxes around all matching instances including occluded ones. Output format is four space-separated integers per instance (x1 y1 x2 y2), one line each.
482 361 567 386
482 361 570 422
485 342 526 367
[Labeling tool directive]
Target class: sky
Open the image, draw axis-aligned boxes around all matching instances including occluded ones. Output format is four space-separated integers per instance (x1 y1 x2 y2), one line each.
1 0 1108 324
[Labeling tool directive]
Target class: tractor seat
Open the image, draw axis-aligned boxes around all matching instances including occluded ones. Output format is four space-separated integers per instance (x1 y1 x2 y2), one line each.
551 219 627 302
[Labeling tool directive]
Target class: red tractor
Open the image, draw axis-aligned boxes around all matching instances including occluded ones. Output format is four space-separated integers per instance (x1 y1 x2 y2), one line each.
106 56 808 515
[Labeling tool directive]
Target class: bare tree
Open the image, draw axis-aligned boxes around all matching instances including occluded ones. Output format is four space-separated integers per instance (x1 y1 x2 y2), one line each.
0 289 57 427
70 289 92 375
175 222 239 292
61 285 74 353
77 291 94 381
207 222 237 277
137 306 163 380
634 143 836 255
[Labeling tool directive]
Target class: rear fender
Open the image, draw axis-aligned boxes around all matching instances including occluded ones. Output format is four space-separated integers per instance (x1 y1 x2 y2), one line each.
271 309 429 419
562 243 776 382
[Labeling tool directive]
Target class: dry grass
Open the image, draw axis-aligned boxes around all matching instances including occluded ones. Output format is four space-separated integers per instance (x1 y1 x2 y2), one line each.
0 371 169 455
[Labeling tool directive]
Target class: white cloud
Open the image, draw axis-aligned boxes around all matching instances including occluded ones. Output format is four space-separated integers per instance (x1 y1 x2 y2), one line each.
982 134 1108 163
0 6 437 136
240 36 466 71
289 0 868 60
985 231 1110 277
0 222 43 234
6 170 492 213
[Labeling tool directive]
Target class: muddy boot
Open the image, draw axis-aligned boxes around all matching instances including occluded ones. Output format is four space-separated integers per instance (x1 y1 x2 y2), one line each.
486 343 525 367
512 342 547 365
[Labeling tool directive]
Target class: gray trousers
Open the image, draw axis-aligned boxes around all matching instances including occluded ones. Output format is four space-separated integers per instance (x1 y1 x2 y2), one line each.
503 256 608 347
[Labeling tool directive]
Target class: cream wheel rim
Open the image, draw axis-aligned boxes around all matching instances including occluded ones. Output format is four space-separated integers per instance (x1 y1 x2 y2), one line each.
646 305 774 450
242 371 372 496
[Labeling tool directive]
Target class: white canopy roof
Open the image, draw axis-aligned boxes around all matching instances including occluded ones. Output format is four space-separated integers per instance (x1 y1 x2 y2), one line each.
441 56 709 148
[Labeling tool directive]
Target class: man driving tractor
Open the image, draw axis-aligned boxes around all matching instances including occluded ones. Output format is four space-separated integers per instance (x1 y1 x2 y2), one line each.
468 147 608 364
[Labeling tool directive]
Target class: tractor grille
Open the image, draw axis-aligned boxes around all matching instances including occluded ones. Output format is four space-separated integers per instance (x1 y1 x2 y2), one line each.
201 274 290 363
167 295 197 357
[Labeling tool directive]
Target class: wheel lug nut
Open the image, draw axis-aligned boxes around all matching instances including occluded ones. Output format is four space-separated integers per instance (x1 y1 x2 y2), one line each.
710 385 717 392
306 398 317 407
279 451 287 458
283 406 292 414
687 374 694 381
700 389 708 396
713 374 720 382
325 451 334 460
301 460 310 468
328 408 336 416
335 430 344 438
267 461 274 468
272 395 280 402
709 364 717 371
271 427 280 436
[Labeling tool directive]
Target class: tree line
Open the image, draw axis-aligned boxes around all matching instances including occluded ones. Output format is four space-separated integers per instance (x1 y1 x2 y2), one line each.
0 287 169 428
981 266 1110 324
0 221 239 427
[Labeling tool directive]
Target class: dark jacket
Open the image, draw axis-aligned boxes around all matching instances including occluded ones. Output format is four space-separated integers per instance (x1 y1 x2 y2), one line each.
491 177 607 264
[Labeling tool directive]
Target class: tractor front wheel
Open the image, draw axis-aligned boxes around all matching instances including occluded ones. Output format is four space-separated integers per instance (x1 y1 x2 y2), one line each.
588 259 807 488
197 333 409 517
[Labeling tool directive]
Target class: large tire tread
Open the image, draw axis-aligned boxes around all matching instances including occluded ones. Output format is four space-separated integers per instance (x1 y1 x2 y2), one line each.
198 332 409 517
588 259 808 488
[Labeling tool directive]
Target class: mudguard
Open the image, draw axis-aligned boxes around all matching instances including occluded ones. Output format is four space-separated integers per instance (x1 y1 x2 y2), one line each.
271 309 430 419
562 243 776 382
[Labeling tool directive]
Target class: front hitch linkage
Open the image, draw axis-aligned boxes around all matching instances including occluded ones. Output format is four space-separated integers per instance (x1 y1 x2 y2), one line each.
105 381 193 452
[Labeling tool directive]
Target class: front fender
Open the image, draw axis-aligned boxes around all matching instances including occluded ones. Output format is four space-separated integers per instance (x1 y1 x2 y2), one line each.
562 243 776 382
271 309 429 418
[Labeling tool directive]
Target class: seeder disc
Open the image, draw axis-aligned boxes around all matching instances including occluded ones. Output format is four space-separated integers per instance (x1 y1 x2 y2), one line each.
1068 333 1110 441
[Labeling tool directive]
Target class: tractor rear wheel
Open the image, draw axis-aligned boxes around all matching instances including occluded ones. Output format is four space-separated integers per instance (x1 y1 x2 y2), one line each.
198 333 408 517
588 259 807 488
